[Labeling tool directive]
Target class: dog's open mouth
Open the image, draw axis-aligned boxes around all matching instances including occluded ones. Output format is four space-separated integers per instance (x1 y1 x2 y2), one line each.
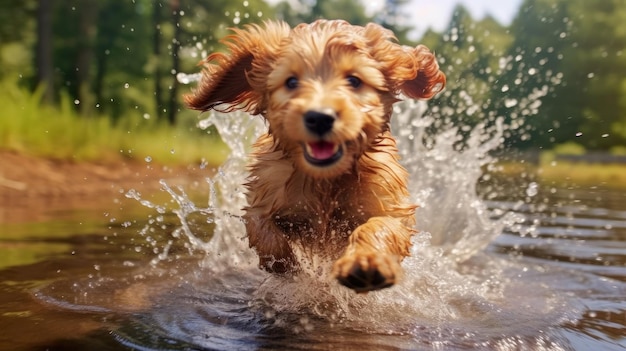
303 141 343 166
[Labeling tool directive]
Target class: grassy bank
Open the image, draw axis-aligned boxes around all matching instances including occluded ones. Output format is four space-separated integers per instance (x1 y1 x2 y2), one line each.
538 162 626 189
496 154 626 189
0 79 228 166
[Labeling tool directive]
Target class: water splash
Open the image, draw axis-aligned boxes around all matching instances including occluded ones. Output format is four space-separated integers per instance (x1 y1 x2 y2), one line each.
116 101 582 348
392 101 523 261
205 101 523 327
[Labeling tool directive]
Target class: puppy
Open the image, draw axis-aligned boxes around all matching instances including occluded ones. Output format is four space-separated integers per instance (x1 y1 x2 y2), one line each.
186 20 445 293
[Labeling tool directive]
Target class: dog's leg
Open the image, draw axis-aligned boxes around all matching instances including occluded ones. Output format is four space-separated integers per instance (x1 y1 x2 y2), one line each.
246 214 298 274
333 216 415 293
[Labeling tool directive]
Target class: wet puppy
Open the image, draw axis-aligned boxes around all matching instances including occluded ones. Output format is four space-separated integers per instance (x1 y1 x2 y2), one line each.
186 20 445 292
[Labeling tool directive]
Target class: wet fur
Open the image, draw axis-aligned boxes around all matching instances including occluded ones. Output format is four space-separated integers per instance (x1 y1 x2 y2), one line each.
186 20 445 293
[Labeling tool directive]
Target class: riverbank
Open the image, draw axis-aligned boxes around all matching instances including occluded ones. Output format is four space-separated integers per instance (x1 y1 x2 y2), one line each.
0 150 213 222
494 158 626 190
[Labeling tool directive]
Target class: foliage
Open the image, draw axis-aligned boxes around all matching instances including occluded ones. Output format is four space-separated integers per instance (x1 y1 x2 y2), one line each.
430 6 513 122
418 0 626 152
374 0 415 44
275 0 372 27
494 0 626 150
0 78 226 165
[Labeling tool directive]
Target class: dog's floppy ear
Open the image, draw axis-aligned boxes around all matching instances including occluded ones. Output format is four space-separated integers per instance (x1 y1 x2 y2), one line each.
362 23 445 100
398 45 446 100
185 21 290 115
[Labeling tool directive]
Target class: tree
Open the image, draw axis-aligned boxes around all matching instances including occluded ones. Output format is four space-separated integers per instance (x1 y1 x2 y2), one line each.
0 0 37 87
494 0 575 149
90 0 152 119
152 0 164 121
374 0 414 44
36 0 54 104
422 5 513 138
76 0 99 115
168 0 182 125
274 0 372 27
496 0 626 150
162 0 274 124
565 0 626 149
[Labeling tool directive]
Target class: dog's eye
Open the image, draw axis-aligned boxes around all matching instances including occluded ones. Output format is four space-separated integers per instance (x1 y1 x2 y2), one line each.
285 77 299 90
346 75 362 89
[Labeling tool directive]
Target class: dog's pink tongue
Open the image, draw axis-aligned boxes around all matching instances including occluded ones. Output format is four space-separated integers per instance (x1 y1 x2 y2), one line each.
308 141 336 160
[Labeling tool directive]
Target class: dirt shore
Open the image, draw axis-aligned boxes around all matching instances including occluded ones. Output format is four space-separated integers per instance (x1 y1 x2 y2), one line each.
0 150 213 222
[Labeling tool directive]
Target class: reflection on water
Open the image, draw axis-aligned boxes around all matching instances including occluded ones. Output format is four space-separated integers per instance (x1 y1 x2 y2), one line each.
1 103 625 350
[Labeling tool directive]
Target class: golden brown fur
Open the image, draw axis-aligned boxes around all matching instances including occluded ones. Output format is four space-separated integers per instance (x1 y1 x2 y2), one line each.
186 20 445 293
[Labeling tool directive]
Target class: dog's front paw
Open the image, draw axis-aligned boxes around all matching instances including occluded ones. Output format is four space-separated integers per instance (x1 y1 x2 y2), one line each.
259 254 298 274
332 252 401 293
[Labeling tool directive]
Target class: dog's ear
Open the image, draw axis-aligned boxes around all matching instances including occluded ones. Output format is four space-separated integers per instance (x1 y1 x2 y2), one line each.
397 45 446 100
362 23 445 100
185 21 290 115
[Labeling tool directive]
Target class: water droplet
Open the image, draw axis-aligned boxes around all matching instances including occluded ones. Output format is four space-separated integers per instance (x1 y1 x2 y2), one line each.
197 117 213 130
526 182 539 197
504 99 518 108
176 72 201 84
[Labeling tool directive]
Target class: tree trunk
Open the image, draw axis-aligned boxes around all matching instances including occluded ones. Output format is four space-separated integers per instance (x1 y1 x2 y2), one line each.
76 0 99 116
168 0 181 125
153 0 164 121
36 0 54 104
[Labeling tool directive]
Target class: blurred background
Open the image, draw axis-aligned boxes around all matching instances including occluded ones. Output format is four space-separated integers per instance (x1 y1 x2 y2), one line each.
0 0 625 169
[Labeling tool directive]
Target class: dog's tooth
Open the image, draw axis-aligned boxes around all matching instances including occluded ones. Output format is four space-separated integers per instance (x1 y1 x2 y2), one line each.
305 143 314 156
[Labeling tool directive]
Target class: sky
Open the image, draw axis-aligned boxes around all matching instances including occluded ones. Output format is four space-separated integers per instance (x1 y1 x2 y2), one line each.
265 0 524 40
365 0 524 39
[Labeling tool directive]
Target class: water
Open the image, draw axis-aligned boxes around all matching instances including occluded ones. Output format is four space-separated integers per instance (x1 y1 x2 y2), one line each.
1 102 625 350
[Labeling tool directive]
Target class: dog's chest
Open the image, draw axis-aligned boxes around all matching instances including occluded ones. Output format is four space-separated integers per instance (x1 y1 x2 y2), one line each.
272 191 367 244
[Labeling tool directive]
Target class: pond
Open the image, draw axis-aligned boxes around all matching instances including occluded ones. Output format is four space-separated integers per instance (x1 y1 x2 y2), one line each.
1 106 625 351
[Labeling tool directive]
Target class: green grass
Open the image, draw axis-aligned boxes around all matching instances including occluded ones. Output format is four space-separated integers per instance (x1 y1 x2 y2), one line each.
537 162 626 188
536 151 626 189
0 79 228 166
495 154 626 189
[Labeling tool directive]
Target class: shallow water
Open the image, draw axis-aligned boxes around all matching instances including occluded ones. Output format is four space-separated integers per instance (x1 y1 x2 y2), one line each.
1 104 626 350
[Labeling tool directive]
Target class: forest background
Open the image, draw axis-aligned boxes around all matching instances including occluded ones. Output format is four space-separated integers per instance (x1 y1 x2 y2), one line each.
1 0 625 166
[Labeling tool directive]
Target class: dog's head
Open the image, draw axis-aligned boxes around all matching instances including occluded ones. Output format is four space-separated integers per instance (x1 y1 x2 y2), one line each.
186 20 445 178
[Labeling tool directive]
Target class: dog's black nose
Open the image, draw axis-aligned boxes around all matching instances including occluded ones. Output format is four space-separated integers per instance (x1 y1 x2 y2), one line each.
304 110 335 136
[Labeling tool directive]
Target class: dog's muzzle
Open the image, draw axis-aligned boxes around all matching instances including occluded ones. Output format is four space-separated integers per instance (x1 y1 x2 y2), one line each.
303 141 343 166
302 110 343 166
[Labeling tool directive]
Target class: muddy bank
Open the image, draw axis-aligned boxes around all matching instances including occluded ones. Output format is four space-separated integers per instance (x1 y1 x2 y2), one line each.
0 151 213 222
